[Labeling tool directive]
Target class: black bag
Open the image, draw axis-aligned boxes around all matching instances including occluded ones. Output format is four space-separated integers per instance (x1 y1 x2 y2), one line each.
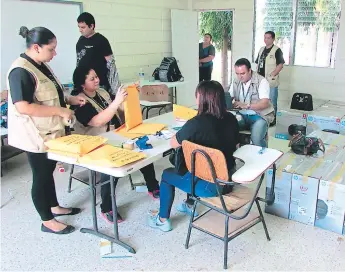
152 67 160 80
169 147 188 175
158 57 184 82
290 93 313 111
289 133 325 155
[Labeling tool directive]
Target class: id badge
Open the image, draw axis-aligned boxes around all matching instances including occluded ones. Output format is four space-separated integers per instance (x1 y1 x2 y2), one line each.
259 61 264 68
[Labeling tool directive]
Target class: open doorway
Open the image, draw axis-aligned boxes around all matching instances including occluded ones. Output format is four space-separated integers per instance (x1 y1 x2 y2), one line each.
198 10 233 89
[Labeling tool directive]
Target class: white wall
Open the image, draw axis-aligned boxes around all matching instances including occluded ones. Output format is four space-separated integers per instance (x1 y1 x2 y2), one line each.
78 0 189 83
193 0 345 103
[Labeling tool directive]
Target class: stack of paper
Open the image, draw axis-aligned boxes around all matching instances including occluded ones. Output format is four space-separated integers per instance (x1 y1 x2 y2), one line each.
45 134 107 156
79 144 146 167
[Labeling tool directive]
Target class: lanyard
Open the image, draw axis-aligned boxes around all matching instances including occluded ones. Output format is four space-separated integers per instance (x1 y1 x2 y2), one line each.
84 92 109 110
241 83 250 103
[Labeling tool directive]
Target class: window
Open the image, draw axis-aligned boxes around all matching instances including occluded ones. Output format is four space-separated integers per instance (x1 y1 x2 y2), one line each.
253 0 341 68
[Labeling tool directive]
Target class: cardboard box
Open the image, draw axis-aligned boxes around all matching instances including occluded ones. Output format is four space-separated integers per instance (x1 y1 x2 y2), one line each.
306 108 344 135
265 151 305 218
275 109 307 140
315 162 345 234
308 130 345 148
313 145 345 163
289 158 333 226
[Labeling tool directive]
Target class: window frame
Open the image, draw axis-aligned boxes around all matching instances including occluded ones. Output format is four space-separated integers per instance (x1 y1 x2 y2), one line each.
252 0 341 69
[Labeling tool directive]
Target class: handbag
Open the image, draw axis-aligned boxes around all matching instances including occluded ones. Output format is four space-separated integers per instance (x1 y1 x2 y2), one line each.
289 133 325 156
169 146 188 175
290 93 313 111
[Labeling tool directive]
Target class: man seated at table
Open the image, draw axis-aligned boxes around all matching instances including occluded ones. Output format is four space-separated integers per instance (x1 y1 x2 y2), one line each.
228 58 275 147
148 80 240 232
72 66 160 224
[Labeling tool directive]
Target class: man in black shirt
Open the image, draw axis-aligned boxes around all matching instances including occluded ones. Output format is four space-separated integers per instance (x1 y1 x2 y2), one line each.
76 12 120 94
255 31 285 125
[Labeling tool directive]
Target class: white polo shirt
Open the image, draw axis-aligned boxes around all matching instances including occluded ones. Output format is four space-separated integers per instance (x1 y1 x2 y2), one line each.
228 77 270 103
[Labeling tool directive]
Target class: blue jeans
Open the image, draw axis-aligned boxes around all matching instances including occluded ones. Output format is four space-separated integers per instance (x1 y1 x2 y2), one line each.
270 87 278 114
159 168 220 219
238 114 268 147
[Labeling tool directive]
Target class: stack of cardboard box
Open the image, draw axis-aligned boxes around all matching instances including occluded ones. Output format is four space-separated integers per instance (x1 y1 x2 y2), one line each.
275 99 345 139
266 131 345 235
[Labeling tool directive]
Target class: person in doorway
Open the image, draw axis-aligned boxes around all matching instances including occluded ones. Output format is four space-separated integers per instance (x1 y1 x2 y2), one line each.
229 58 275 148
76 12 120 95
7 26 86 234
199 33 216 82
72 66 160 224
255 31 285 125
148 80 239 232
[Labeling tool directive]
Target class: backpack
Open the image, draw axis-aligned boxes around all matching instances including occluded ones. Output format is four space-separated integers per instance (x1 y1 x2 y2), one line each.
289 133 325 156
157 57 184 82
290 93 313 111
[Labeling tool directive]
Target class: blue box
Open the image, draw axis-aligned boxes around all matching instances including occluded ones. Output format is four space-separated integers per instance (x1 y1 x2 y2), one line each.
308 130 345 148
315 162 345 234
265 152 305 219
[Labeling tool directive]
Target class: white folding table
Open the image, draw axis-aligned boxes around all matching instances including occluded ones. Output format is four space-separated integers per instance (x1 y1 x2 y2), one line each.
47 112 282 254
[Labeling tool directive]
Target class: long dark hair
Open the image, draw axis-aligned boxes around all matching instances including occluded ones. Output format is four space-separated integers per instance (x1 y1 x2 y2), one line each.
195 80 227 119
19 26 56 48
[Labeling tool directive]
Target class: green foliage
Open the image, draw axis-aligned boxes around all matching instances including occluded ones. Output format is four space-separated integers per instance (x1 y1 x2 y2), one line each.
263 0 341 38
199 11 233 50
263 0 294 40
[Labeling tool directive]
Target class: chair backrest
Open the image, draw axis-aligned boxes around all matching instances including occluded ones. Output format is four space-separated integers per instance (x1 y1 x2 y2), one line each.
140 85 169 102
182 140 229 183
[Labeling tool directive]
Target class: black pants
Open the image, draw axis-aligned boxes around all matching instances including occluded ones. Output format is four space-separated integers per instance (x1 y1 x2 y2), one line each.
199 66 213 82
27 152 59 221
100 164 159 213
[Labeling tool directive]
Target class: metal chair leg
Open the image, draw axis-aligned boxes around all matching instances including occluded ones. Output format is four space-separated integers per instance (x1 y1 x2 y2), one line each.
129 174 134 190
256 199 270 241
67 164 75 193
185 201 197 249
146 107 151 119
158 106 165 115
223 216 229 270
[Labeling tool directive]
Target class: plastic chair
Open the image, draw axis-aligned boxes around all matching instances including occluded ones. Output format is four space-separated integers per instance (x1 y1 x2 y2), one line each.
140 85 171 119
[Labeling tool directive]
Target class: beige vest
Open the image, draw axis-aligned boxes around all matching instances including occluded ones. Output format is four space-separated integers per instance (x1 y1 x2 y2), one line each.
7 57 65 153
258 45 280 88
232 71 275 124
73 88 122 136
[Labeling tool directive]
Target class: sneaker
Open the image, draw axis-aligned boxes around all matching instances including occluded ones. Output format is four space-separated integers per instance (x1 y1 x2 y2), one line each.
148 189 160 199
148 214 172 232
176 200 199 217
101 211 124 224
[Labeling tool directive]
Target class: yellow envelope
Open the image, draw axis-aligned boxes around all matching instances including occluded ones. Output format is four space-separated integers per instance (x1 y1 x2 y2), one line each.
127 123 166 134
173 104 197 120
124 85 143 131
78 144 146 168
114 128 146 139
47 149 81 158
45 134 107 155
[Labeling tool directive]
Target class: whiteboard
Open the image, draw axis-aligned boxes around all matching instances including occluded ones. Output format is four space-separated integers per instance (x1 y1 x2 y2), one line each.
1 0 82 89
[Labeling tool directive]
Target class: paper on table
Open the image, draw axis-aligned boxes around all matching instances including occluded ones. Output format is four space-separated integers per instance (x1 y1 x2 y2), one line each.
127 123 166 134
173 104 197 121
45 134 107 155
114 128 146 139
124 85 143 131
47 149 81 158
79 144 146 167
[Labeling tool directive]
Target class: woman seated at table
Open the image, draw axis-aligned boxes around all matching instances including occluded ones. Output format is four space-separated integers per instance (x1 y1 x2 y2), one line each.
72 66 160 224
148 80 240 232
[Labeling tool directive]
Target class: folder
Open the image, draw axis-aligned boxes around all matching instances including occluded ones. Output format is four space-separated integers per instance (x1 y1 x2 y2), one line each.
173 104 197 121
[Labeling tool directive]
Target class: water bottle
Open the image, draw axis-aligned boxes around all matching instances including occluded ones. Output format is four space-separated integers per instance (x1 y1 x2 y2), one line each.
139 68 145 82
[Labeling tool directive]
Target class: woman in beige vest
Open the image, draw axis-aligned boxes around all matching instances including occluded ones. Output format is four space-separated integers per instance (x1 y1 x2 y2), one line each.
72 66 160 224
7 26 86 234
